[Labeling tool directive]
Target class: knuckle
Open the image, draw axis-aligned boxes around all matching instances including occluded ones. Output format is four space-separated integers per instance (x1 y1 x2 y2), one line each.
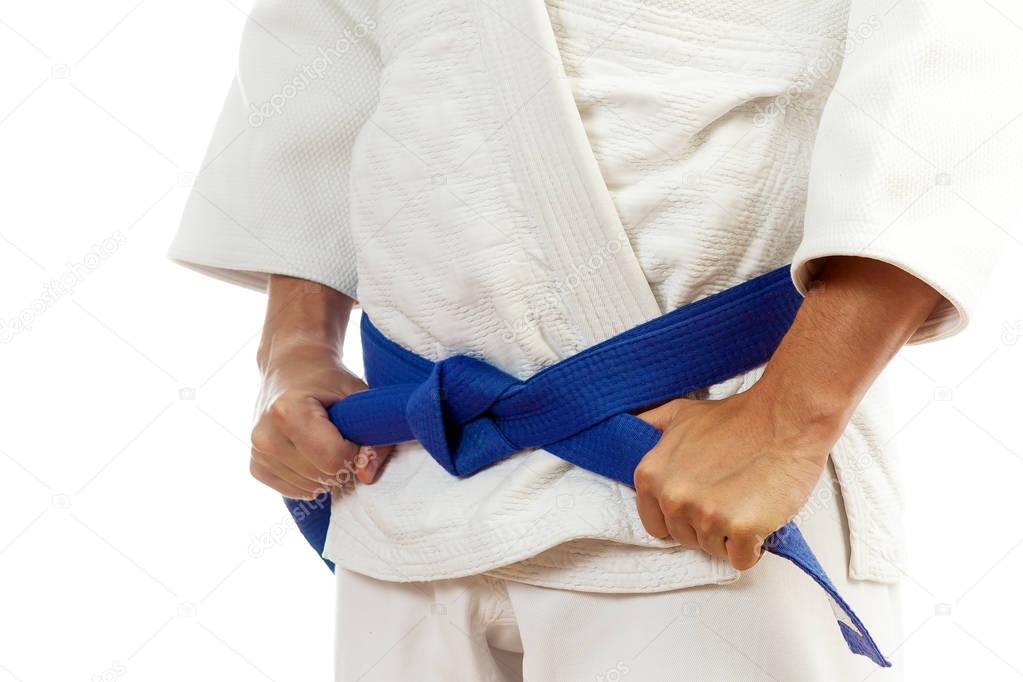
250 426 273 454
658 485 682 509
694 504 723 531
660 489 690 518
633 463 656 492
268 395 296 428
658 484 699 517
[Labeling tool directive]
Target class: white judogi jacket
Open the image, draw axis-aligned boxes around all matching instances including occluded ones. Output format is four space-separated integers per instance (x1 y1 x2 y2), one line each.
170 0 1017 591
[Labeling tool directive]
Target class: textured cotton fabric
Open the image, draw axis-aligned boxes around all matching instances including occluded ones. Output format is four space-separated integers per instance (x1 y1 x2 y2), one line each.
333 461 905 681
170 0 1017 591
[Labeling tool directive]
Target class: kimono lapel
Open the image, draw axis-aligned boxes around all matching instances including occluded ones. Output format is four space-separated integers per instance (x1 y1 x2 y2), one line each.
472 0 663 348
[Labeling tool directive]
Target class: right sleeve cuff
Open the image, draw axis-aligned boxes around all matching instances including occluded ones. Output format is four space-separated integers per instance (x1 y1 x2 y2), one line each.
791 226 976 346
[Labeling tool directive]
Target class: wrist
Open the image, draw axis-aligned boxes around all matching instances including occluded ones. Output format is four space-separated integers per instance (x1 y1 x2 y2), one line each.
257 275 353 371
258 332 342 373
747 371 851 455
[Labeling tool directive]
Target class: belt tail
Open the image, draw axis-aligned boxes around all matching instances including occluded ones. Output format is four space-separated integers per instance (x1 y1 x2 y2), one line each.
283 495 335 572
281 385 420 574
766 522 892 667
553 417 892 667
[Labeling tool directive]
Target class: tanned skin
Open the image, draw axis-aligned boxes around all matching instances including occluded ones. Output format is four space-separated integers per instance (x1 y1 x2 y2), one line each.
252 256 941 570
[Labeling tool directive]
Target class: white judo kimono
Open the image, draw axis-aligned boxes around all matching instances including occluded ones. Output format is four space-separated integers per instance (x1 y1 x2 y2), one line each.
170 0 1017 677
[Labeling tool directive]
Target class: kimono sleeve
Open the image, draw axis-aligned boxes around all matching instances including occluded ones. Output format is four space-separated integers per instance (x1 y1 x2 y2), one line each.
168 0 381 300
792 0 1023 343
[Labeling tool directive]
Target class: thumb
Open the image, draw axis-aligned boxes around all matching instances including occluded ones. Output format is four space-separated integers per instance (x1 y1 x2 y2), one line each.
356 444 395 484
635 398 685 432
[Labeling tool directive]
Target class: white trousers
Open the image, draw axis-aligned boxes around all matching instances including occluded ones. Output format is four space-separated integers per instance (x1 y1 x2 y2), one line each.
334 461 904 681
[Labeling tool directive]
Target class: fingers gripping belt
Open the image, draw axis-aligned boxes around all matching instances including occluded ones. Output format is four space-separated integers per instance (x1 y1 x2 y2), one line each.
283 265 892 667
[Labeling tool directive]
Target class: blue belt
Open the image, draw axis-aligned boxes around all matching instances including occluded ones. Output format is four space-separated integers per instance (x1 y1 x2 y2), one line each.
285 265 891 667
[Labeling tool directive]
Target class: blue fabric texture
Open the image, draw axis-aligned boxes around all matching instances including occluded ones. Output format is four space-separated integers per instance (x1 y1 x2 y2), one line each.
283 265 892 667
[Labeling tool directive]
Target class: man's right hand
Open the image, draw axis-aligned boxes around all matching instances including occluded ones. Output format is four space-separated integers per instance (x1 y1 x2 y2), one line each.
250 275 393 500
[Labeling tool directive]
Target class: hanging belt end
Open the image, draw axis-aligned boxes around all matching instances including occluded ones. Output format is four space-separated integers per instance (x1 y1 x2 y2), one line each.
839 621 892 667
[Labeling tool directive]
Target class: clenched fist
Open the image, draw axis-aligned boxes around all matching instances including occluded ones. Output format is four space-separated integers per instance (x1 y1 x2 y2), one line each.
251 275 393 500
632 256 945 572
633 387 830 571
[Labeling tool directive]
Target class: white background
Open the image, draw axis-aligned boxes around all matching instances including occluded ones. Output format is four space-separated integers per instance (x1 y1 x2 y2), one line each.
1 1 1022 681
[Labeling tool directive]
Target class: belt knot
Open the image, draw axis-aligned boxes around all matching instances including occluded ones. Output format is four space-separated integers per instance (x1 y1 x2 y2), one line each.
406 354 524 475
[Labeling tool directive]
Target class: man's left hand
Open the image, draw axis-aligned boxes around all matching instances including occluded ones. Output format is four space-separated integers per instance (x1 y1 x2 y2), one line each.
633 386 833 571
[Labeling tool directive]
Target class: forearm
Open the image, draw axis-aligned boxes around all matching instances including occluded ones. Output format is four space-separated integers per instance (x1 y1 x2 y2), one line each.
256 275 354 371
754 256 943 451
